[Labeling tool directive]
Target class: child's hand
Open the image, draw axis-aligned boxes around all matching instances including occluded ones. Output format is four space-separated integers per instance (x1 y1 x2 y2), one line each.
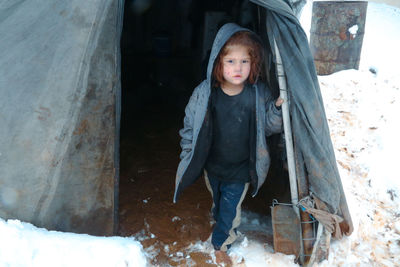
275 97 284 107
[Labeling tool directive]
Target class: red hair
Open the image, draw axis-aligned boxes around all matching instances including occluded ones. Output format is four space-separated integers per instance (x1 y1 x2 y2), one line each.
213 31 264 87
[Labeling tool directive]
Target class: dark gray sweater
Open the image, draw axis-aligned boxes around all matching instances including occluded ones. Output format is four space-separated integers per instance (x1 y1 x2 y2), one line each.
205 85 254 183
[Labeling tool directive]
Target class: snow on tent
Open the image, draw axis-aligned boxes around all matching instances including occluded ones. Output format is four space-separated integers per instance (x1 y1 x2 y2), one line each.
0 0 123 235
0 0 353 264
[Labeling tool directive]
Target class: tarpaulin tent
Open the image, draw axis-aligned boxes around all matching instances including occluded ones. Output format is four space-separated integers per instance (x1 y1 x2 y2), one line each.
0 0 123 235
0 0 352 262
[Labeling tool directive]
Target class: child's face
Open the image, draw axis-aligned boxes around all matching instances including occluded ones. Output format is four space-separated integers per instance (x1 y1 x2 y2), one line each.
221 45 251 89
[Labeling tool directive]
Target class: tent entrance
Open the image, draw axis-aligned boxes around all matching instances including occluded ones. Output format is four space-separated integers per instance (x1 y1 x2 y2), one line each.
118 0 291 264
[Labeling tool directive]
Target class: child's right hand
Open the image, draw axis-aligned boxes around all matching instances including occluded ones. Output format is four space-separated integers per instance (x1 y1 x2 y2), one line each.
275 97 284 107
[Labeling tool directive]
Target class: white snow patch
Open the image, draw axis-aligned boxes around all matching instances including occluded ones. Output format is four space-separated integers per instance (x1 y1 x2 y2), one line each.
184 211 296 266
0 218 147 267
164 244 169 253
358 2 400 81
348 24 359 35
172 216 181 222
316 68 400 266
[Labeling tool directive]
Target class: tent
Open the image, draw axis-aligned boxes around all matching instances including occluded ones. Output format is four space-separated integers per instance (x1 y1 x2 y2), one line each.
0 0 123 235
0 0 352 263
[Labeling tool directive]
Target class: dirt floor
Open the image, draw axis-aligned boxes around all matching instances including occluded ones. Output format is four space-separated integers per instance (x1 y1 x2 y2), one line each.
118 93 290 266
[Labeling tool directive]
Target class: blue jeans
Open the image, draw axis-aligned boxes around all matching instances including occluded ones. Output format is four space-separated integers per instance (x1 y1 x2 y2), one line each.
205 172 249 251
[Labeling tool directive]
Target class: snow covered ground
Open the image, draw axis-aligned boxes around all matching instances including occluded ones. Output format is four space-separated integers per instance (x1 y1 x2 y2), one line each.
1 1 400 267
0 218 147 267
314 3 400 265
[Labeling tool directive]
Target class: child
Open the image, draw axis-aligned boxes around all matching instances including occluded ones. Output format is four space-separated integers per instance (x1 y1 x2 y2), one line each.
173 23 283 265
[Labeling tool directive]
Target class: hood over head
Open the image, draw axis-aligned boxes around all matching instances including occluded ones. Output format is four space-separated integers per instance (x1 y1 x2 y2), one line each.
206 23 252 82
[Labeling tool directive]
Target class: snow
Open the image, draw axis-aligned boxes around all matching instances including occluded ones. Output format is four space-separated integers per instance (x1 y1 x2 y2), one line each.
1 1 400 266
317 68 400 266
0 218 147 267
171 216 181 222
348 25 359 35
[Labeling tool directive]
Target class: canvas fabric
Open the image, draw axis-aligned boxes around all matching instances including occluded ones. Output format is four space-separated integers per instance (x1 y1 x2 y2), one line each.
0 0 123 234
250 0 353 236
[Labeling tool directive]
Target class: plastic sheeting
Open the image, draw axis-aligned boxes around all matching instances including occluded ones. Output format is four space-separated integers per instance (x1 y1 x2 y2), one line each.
250 0 353 234
0 0 123 235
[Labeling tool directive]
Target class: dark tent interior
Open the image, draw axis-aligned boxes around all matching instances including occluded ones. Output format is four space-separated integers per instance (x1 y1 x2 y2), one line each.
118 0 291 264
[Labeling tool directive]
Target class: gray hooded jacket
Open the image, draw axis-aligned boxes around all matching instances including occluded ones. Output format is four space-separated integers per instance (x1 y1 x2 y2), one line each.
173 23 282 203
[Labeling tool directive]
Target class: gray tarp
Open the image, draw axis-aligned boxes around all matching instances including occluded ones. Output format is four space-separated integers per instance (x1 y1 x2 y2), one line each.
0 0 123 235
251 0 353 235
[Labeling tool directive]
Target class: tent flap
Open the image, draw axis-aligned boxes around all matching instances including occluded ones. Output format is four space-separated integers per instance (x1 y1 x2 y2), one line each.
251 0 353 236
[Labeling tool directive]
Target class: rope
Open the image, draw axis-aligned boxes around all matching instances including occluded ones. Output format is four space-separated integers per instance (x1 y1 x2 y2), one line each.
298 196 344 239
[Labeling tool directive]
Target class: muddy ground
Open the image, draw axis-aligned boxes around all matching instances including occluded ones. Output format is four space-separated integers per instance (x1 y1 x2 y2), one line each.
118 89 290 266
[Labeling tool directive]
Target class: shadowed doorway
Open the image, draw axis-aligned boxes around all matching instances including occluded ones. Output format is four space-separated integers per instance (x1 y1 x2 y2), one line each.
118 0 290 265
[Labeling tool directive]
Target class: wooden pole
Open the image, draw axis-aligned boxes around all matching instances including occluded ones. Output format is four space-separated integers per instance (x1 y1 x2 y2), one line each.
273 38 315 263
273 39 305 263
